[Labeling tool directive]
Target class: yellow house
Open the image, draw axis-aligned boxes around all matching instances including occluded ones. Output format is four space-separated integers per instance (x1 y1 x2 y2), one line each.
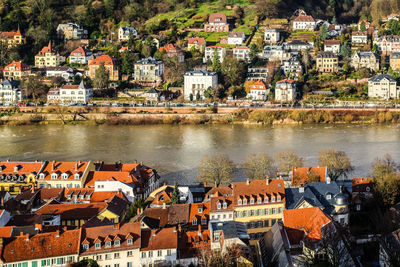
390 52 400 71
0 29 25 47
232 179 285 244
0 161 46 195
35 42 64 68
96 194 130 224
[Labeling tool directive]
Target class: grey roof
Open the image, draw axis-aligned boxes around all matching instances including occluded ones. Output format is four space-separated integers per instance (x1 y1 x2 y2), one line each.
316 51 338 58
185 69 216 76
228 32 245 38
285 181 341 215
368 74 396 82
390 52 400 59
210 221 249 240
136 57 162 65
146 87 159 94
353 51 378 58
0 79 20 88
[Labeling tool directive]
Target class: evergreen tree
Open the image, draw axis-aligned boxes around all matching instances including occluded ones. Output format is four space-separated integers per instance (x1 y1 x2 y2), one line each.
319 24 329 41
360 21 367 32
212 48 221 73
332 16 337 25
121 52 134 75
171 183 180 205
340 41 351 58
196 92 201 101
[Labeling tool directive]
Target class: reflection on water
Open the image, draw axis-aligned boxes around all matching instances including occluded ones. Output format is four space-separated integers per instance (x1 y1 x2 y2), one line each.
1 124 400 184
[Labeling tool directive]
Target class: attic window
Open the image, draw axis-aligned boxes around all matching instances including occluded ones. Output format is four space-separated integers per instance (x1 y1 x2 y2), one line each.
39 173 45 179
114 240 120 247
74 173 80 179
271 196 275 202
217 203 221 210
264 197 269 203
223 202 227 209
51 173 58 179
192 219 197 225
238 199 242 205
257 198 262 204
198 207 203 213
105 241 111 248
61 173 68 180
326 194 332 200
201 218 207 225
95 243 101 249
243 199 247 205
127 239 133 245
277 195 281 201
250 199 254 205
83 244 89 250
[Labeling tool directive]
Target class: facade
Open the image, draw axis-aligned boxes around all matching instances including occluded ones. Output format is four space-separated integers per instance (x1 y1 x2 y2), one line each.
0 79 22 104
88 55 119 81
184 70 218 100
351 52 379 71
35 42 64 68
118 26 138 42
248 80 269 101
284 40 313 51
57 23 88 40
246 67 268 81
209 221 249 252
368 74 399 99
275 79 297 102
351 31 368 44
209 195 235 222
0 29 24 47
316 51 339 73
46 67 76 81
204 13 229 32
159 44 185 63
324 40 341 53
233 47 250 62
264 29 280 43
3 61 31 80
133 57 164 86
52 81 93 104
47 88 60 104
187 37 206 52
390 52 400 71
203 46 226 63
227 32 245 45
292 15 315 31
281 56 303 79
374 35 400 55
69 46 93 65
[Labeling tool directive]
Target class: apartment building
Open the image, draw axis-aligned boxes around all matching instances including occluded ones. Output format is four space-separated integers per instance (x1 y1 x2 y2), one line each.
368 74 399 99
133 57 164 87
88 55 119 81
275 79 298 102
3 61 31 80
203 46 226 63
351 52 379 71
57 23 88 40
35 42 64 68
204 13 229 32
0 79 22 104
316 51 339 73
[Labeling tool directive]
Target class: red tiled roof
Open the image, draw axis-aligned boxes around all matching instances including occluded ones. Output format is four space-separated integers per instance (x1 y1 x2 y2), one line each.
250 80 267 90
36 202 107 220
0 161 44 175
205 185 233 200
36 41 57 57
159 44 180 53
40 161 90 181
189 203 210 226
90 191 129 203
209 13 227 23
276 79 295 84
0 226 13 238
291 166 327 186
232 179 285 206
0 30 21 39
84 171 139 187
179 229 210 259
140 227 178 251
210 196 234 212
294 15 315 22
39 188 64 201
2 229 81 263
324 40 340 46
188 37 205 45
151 190 172 206
61 84 80 89
4 61 30 71
70 46 87 57
283 207 331 244
89 55 117 66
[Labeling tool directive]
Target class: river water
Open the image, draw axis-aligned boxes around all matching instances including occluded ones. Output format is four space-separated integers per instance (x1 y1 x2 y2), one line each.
0 124 399 184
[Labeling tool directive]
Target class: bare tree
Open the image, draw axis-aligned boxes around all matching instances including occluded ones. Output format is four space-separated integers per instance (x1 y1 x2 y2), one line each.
319 148 354 181
198 154 236 186
243 153 276 180
276 150 304 173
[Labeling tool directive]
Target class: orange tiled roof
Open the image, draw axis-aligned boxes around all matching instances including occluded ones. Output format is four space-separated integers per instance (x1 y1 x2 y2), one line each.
36 202 107 220
232 179 285 206
84 171 139 187
291 166 327 186
36 41 57 56
40 188 64 201
80 222 141 254
4 61 30 71
205 185 233 200
151 190 172 206
70 46 88 57
179 229 210 259
39 161 90 181
324 40 340 46
210 196 234 212
90 191 129 203
0 30 21 39
0 226 13 238
277 78 295 84
294 15 315 22
209 13 227 23
188 37 205 45
141 227 178 251
0 161 44 175
89 55 117 66
2 229 81 263
159 44 180 53
189 203 210 223
283 207 331 243
250 80 267 90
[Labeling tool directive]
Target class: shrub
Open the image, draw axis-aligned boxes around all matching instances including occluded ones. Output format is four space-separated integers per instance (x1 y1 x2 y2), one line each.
344 114 354 123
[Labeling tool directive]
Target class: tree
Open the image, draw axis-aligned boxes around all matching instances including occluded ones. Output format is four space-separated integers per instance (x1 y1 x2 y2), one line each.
212 48 221 73
198 154 236 186
276 151 304 173
196 92 201 101
302 49 312 74
221 55 247 88
23 75 46 106
189 93 194 101
126 198 146 220
319 148 354 180
121 52 135 75
72 259 99 267
372 154 400 206
243 153 276 180
340 41 351 58
319 24 329 41
332 16 338 24
256 0 279 19
171 182 180 205
249 44 260 64
360 21 367 32
94 62 109 90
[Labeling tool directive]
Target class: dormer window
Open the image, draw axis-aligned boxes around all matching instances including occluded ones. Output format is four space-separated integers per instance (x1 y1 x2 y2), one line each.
83 244 89 250
238 199 242 205
250 199 254 205
51 173 58 179
217 203 221 210
95 243 101 249
14 166 19 172
192 219 197 225
127 239 133 245
39 173 45 179
326 194 332 200
223 202 227 209
198 207 203 213
271 196 275 202
258 198 262 204
243 199 247 205
114 240 120 247
105 241 111 248
74 173 80 179
201 218 207 225
277 195 281 202
61 173 68 180
264 196 269 203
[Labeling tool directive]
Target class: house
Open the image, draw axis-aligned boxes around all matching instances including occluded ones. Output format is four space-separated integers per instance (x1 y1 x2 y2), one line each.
368 74 399 99
140 227 178 266
148 184 205 206
50 81 93 104
292 15 315 31
281 56 303 79
290 166 328 186
246 67 268 81
0 79 22 104
351 31 368 44
262 45 291 61
35 41 64 68
146 88 160 101
118 26 138 42
228 32 245 45
374 35 400 55
62 188 128 204
69 46 93 65
3 61 31 80
0 162 46 194
285 180 349 225
209 195 234 222
134 57 164 87
47 88 60 104
178 228 211 266
188 37 206 52
183 70 218 100
9 188 42 214
324 40 341 53
328 24 344 37
352 177 374 211
204 13 229 32
232 179 285 243
209 220 250 252
45 67 77 81
88 55 119 81
316 51 339 72
56 23 88 40
390 52 400 71
233 47 250 62
0 229 81 266
358 19 370 31
0 28 25 47
203 46 226 63
79 222 141 266
159 44 185 63
248 80 269 101
137 204 189 229
275 79 298 102
37 161 94 189
284 40 313 51
351 52 379 71
264 29 280 43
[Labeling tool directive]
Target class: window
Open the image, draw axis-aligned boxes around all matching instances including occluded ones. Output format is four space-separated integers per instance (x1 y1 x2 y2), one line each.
201 218 207 225
257 198 262 204
127 251 133 257
167 249 172 256
105 241 111 248
39 173 45 179
192 219 197 225
271 208 276 214
250 199 254 204
250 210 255 216
264 197 268 203
198 207 203 213
114 240 120 247
105 254 111 260
127 263 133 267
96 255 102 261
127 238 133 245
158 250 162 257
217 203 221 209
243 199 247 205
114 265 119 267
238 199 242 205
149 251 153 257
51 173 58 179
142 252 146 258
114 252 120 259
61 173 68 179
95 242 101 249
74 173 80 179
83 244 89 250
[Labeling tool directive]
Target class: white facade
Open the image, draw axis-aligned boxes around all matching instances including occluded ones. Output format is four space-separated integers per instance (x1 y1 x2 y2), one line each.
292 17 315 31
249 88 268 101
210 210 234 222
227 32 245 45
324 43 341 53
0 79 22 104
264 29 280 43
352 34 368 44
203 46 226 63
275 80 298 102
233 47 250 62
262 45 291 61
118 27 138 42
79 248 140 267
368 74 399 100
46 67 76 81
184 70 218 100
95 181 135 202
5 255 78 267
140 248 178 266
59 82 93 104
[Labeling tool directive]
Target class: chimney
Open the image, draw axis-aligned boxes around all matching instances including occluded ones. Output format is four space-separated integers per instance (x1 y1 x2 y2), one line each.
113 223 120 230
198 223 201 234
52 160 56 171
31 186 35 193
162 202 166 209
246 179 250 185
266 178 270 185
326 177 331 184
25 234 29 241
55 230 60 237
34 224 42 232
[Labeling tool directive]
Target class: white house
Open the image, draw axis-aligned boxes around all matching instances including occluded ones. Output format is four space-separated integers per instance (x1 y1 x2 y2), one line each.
275 79 298 102
140 228 178 266
0 79 22 104
46 67 77 81
292 15 315 31
264 29 280 43
55 81 93 104
324 40 341 53
118 27 138 42
69 46 93 65
203 46 226 63
281 56 303 79
368 74 399 100
227 32 245 45
248 80 269 101
233 47 250 62
184 70 218 100
352 31 368 44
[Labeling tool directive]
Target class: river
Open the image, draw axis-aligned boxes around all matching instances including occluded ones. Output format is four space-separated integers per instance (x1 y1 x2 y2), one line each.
0 124 399 184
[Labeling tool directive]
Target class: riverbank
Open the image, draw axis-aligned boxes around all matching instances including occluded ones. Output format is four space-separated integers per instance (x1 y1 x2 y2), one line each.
1 107 400 125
